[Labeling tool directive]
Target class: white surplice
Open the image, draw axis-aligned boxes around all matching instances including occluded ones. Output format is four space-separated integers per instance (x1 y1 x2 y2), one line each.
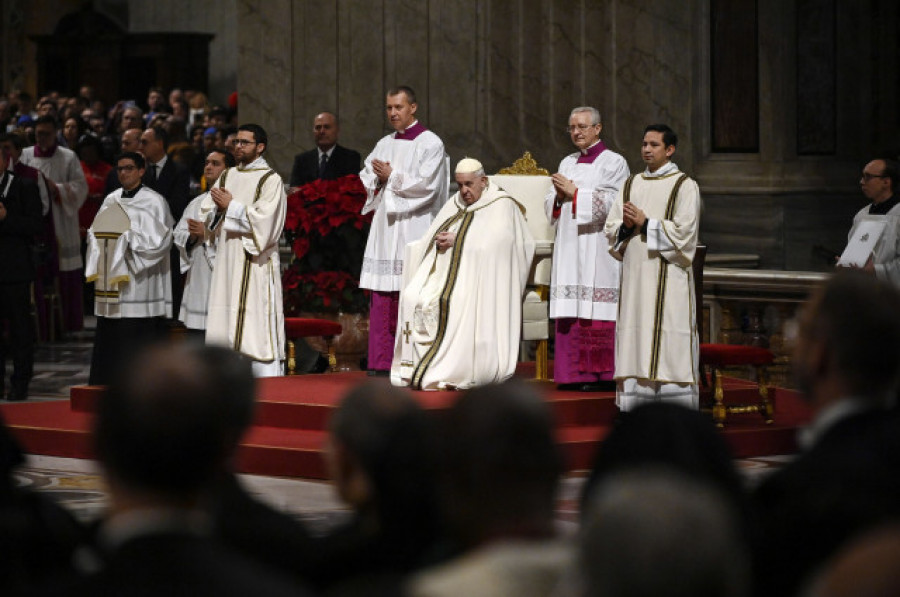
21 145 88 270
85 185 173 318
359 122 449 291
200 158 286 365
604 162 701 410
174 193 216 329
848 200 900 287
545 144 629 320
391 182 535 390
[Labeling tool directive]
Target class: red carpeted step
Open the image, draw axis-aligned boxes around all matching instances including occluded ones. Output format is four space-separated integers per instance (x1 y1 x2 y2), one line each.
0 401 95 460
236 427 330 479
2 374 813 480
68 374 618 430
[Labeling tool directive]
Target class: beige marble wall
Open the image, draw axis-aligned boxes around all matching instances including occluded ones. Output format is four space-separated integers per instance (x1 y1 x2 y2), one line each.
232 0 897 271
128 0 238 105
238 0 701 177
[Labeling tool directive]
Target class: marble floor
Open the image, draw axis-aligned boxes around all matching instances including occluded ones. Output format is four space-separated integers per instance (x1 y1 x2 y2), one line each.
7 318 794 531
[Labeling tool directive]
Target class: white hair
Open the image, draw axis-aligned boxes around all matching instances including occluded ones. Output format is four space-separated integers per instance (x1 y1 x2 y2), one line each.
570 106 601 125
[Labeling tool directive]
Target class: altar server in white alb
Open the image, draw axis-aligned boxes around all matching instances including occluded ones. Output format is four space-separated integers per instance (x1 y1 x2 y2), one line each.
85 152 173 385
360 85 449 375
604 124 701 411
546 106 629 392
200 124 286 377
173 149 234 339
391 158 534 390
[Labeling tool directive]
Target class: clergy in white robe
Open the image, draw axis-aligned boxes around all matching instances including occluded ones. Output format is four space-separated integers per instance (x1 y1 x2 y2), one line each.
843 158 900 287
85 152 173 385
391 158 534 390
175 194 216 331
546 107 630 389
21 116 89 331
360 86 449 373
200 125 286 377
604 125 701 411
173 150 234 333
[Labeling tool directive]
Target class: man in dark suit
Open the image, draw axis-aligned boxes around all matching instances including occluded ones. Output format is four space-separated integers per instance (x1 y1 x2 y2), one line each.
71 342 309 596
289 111 361 187
0 148 43 401
752 270 900 597
140 125 191 313
103 127 143 196
139 125 190 221
198 344 317 584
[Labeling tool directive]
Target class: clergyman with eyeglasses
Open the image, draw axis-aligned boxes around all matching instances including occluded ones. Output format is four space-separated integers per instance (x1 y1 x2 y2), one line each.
199 124 287 377
842 158 900 285
85 151 174 385
544 107 630 392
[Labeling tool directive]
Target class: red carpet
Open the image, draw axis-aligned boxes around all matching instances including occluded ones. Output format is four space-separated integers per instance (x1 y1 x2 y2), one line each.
1 371 812 480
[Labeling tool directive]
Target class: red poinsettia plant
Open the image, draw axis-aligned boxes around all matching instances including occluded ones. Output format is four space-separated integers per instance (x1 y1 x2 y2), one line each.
282 175 372 314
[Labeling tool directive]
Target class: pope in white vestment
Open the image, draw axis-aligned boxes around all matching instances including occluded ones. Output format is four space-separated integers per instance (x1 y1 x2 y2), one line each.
604 128 701 411
360 89 450 372
391 159 534 390
200 153 286 376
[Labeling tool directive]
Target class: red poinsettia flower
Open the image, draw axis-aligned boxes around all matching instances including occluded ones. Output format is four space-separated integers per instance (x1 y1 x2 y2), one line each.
292 236 310 260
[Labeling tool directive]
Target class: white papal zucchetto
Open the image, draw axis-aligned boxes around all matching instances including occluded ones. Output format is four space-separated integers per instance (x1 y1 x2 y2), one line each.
455 158 483 174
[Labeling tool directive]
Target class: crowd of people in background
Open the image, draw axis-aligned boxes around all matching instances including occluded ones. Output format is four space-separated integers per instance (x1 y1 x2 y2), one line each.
0 84 243 399
1 85 239 202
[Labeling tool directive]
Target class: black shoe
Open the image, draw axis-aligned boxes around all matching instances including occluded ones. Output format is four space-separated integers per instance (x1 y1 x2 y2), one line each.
557 381 617 393
7 389 27 402
311 355 330 374
367 370 390 377
557 383 584 391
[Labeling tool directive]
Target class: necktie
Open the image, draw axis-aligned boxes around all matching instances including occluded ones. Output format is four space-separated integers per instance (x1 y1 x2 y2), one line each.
319 153 328 178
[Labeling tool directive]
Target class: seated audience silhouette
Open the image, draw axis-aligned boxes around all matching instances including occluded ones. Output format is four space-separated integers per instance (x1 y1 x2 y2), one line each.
310 382 440 597
70 342 310 596
753 270 900 597
579 469 750 597
408 380 568 597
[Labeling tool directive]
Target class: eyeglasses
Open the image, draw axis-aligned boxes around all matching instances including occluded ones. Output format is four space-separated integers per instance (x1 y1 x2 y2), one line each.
861 172 887 182
116 165 138 172
233 139 257 147
566 124 599 133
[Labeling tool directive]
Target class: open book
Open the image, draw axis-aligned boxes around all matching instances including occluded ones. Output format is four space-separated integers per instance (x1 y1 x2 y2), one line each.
837 219 886 267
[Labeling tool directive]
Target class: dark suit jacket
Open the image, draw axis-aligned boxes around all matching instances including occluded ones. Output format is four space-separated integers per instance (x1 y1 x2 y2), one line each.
0 173 42 283
290 144 361 187
104 166 120 197
144 158 190 221
752 408 900 597
68 531 310 597
210 474 318 584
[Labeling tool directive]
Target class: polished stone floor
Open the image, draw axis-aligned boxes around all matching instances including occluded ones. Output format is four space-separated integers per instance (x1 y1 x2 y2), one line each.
7 318 792 530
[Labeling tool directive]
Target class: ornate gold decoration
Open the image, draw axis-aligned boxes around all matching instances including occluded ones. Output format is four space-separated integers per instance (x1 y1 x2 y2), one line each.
498 152 550 176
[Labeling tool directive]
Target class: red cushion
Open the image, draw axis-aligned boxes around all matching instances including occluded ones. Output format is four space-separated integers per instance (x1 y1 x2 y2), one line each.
700 343 774 366
284 318 343 338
